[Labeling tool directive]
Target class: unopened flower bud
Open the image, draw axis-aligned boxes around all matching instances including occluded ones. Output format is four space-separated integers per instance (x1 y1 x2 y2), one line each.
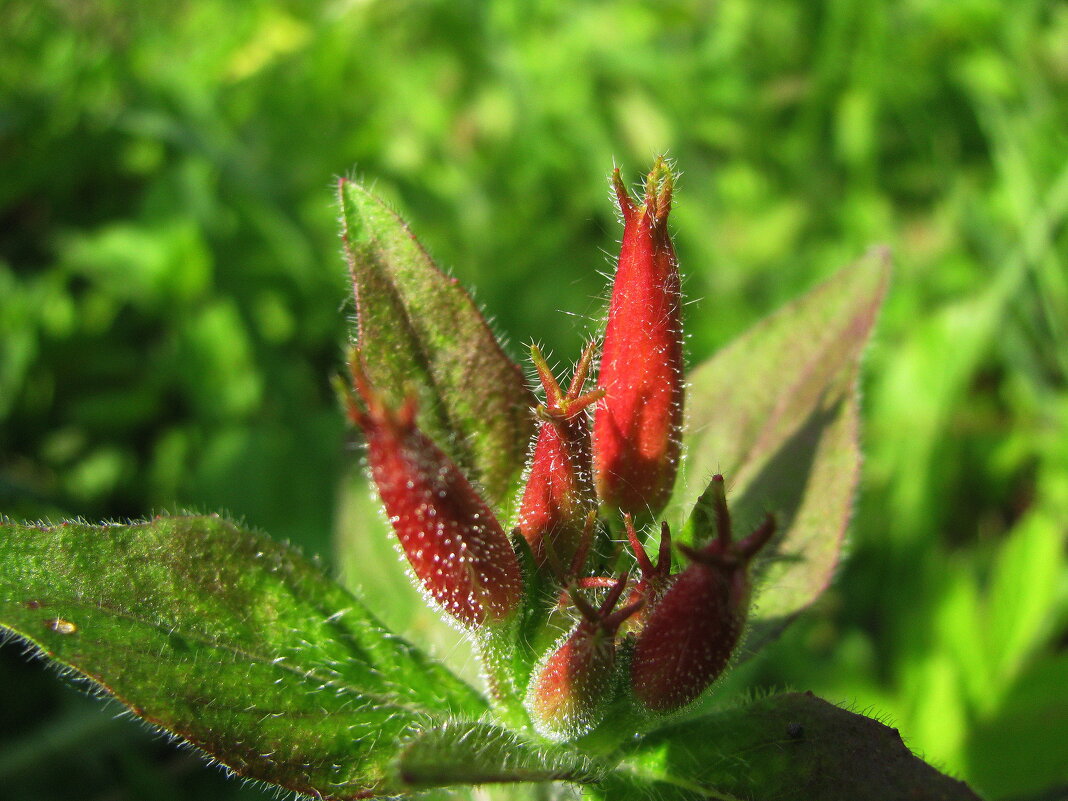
517 342 602 573
525 573 641 740
346 353 523 628
630 476 775 712
594 157 684 518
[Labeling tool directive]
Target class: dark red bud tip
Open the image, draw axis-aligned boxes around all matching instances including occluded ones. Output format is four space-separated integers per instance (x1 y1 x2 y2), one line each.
568 510 597 577
657 521 672 571
597 571 630 620
624 514 655 576
350 359 522 628
738 513 777 559
622 519 674 628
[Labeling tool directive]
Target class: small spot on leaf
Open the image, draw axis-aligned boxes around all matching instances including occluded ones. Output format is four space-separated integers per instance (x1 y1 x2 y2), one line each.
44 618 77 635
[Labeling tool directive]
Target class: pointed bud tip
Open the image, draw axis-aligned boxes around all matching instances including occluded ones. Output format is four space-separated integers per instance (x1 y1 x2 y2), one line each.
612 168 637 220
646 161 674 221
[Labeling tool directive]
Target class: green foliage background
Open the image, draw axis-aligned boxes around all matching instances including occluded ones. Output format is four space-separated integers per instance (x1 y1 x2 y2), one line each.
1 1 1065 799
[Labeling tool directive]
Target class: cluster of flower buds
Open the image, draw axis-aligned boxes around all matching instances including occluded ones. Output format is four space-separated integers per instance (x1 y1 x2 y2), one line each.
346 157 774 737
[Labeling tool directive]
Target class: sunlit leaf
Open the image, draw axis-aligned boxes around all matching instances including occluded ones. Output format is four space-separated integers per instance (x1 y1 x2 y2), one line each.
0 516 488 799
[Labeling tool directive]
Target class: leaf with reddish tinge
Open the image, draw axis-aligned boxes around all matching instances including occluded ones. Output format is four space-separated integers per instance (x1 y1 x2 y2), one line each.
338 179 534 511
0 516 487 800
672 248 890 653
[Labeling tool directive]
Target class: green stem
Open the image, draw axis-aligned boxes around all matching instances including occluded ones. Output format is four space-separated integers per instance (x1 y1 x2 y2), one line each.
476 625 533 732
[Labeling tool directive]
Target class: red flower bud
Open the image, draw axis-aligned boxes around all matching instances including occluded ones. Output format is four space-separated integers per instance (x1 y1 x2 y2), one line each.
594 157 684 517
630 476 775 712
525 573 642 739
517 342 603 573
346 355 523 628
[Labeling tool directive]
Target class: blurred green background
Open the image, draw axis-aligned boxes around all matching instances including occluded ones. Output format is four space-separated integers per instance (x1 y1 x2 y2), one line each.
2 1 1067 799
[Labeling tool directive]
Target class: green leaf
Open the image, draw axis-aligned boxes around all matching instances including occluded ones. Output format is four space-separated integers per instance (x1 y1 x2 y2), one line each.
593 692 983 801
393 720 600 790
673 248 890 652
0 516 489 799
338 179 535 511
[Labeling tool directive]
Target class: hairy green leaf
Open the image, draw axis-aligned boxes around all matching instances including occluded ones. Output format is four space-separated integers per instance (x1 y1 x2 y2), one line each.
593 692 982 801
0 516 489 799
674 248 890 652
338 179 535 511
